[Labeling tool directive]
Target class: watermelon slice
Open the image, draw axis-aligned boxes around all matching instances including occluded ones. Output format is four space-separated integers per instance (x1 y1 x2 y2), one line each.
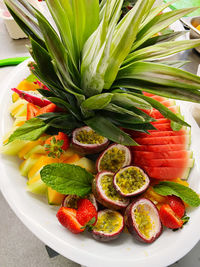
160 100 176 107
149 95 166 102
133 158 194 168
132 150 193 160
142 166 191 180
130 129 189 138
142 92 154 97
143 106 180 119
149 123 173 131
134 135 190 146
151 118 170 124
131 144 188 152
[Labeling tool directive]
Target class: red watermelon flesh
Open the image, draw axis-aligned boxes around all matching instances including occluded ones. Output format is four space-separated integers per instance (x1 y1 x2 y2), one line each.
149 123 173 131
130 129 188 138
142 106 179 119
141 166 190 180
142 92 154 97
131 144 188 152
132 150 192 160
160 100 175 107
151 118 170 124
133 158 194 168
134 135 190 145
148 95 166 102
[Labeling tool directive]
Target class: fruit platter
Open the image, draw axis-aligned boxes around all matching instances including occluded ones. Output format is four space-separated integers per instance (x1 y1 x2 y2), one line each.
1 1 200 267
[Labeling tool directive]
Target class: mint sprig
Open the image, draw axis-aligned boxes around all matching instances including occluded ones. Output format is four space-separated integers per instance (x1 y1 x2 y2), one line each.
40 163 94 197
154 181 200 207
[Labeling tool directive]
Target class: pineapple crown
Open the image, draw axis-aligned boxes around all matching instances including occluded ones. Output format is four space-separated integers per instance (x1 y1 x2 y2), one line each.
5 0 200 145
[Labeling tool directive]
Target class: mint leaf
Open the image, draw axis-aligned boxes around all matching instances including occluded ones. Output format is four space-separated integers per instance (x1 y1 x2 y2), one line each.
154 181 200 207
40 163 93 197
8 118 49 143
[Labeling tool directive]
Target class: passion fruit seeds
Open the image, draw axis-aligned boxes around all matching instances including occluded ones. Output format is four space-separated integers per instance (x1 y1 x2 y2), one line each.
114 166 150 197
92 171 130 210
97 144 131 173
125 198 162 243
92 209 124 242
76 129 105 144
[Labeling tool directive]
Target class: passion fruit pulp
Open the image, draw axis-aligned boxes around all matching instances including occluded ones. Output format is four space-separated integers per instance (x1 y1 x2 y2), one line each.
72 126 109 154
124 198 162 243
96 144 131 173
114 166 150 197
92 171 130 210
92 209 124 242
62 194 98 210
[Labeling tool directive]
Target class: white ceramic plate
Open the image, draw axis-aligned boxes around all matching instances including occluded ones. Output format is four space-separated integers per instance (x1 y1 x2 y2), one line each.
0 60 200 267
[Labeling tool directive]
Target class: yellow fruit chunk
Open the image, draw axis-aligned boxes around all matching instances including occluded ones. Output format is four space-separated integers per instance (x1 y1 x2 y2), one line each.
59 148 77 162
47 187 65 205
73 157 96 173
12 92 19 102
17 80 40 91
142 186 167 207
27 174 47 195
171 178 189 187
196 25 200 31
18 139 43 159
62 153 81 164
0 139 29 155
20 153 42 177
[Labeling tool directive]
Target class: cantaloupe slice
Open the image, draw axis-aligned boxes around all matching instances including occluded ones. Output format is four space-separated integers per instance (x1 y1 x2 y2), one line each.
73 157 96 173
47 187 65 205
27 174 47 195
18 140 43 159
24 145 46 159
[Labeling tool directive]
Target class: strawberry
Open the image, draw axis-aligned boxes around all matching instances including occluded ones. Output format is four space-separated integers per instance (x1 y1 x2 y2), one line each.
76 199 97 228
44 132 69 158
26 103 39 120
56 207 84 234
159 204 183 229
36 103 57 116
167 195 185 218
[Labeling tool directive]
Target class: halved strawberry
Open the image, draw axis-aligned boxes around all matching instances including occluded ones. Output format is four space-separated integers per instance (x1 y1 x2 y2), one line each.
56 207 84 234
76 199 97 228
159 204 183 229
44 132 69 158
36 103 57 116
167 195 185 218
27 103 39 120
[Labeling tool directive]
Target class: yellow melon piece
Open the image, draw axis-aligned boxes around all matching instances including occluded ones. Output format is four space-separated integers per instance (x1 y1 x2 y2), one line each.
73 157 96 173
9 99 27 116
59 148 77 162
47 187 65 205
0 139 29 156
17 80 40 91
12 92 19 103
18 139 43 159
20 153 42 177
27 174 47 195
62 153 81 164
13 117 26 127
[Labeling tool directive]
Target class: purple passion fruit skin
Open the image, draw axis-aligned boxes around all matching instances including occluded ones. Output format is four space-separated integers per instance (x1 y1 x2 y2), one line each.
92 171 130 210
114 166 150 197
62 194 98 210
124 198 162 243
96 144 131 173
92 209 124 242
72 126 109 154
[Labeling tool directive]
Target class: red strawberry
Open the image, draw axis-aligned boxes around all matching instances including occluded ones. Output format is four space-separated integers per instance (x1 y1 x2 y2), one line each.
159 204 183 229
167 195 185 218
26 103 39 120
76 199 97 228
44 132 69 158
56 207 84 234
36 103 57 116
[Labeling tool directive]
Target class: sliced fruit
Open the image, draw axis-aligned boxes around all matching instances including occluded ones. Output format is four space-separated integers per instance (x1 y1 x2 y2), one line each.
130 129 189 138
92 171 130 210
17 79 40 91
56 207 84 234
124 198 162 243
47 187 65 205
167 195 185 218
142 186 168 206
0 140 29 155
131 144 188 152
13 116 26 127
76 199 97 227
20 153 42 177
12 92 19 102
14 103 27 118
44 132 69 158
72 126 109 154
92 210 124 242
133 158 194 168
148 95 166 102
159 204 183 229
12 88 51 107
26 103 40 120
27 174 47 195
149 123 173 131
132 150 193 160
24 145 46 159
143 106 180 119
62 194 98 210
114 166 149 197
151 118 170 124
18 139 43 159
62 153 81 164
9 99 27 117
35 103 57 116
161 99 176 107
96 143 131 173
134 135 190 146
73 157 96 173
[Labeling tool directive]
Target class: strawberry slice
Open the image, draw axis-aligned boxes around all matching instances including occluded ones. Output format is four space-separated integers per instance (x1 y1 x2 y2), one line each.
36 103 57 116
27 103 40 120
56 207 84 234
159 204 183 229
76 199 97 228
44 132 69 158
167 195 185 218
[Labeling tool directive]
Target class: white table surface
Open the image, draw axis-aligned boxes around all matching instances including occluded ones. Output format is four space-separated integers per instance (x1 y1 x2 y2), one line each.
0 16 200 267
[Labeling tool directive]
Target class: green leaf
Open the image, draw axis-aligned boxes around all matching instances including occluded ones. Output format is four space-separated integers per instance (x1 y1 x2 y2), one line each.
8 118 49 143
154 181 200 207
40 163 93 196
81 93 113 110
170 114 184 131
85 115 138 146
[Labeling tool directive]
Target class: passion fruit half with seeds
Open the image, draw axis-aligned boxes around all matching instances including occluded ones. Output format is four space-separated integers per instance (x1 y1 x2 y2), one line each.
92 209 124 242
72 126 109 154
114 166 150 197
92 171 130 210
96 144 131 173
124 198 162 243
62 194 98 210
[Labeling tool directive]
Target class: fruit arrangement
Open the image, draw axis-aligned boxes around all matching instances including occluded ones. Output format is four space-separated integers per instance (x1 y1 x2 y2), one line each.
1 75 200 244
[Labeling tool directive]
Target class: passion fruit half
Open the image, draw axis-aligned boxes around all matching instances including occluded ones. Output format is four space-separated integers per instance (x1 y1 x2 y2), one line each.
62 194 98 210
72 126 109 154
92 209 124 242
92 171 129 210
96 144 131 173
124 198 162 243
114 166 150 197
